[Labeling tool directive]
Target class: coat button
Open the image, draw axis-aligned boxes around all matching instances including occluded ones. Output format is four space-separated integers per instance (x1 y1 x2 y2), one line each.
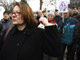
24 32 26 34
17 43 20 46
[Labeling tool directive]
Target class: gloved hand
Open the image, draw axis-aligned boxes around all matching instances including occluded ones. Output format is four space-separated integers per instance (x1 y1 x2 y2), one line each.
60 22 65 34
61 22 65 29
39 17 55 26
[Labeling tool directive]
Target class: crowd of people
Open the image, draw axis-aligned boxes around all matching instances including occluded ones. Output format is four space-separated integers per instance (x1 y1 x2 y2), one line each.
0 2 80 60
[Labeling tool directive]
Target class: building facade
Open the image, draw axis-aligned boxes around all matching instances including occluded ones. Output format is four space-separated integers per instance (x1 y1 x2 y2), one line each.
69 0 80 8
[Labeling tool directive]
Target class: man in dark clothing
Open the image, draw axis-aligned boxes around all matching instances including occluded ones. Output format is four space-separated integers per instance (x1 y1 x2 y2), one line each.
0 11 12 50
75 7 80 22
36 10 43 21
54 9 62 24
75 22 80 60
42 10 47 18
71 6 78 17
0 24 3 51
74 8 80 60
0 11 12 35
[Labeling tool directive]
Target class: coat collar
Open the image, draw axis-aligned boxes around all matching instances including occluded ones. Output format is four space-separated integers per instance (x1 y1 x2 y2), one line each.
11 26 35 36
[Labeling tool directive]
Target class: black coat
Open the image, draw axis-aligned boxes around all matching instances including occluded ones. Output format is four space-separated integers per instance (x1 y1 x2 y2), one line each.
0 25 61 60
54 16 62 24
74 22 80 52
75 22 80 46
75 15 80 22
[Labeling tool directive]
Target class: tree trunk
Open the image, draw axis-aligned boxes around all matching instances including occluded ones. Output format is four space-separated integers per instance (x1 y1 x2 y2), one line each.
21 0 27 4
40 0 42 10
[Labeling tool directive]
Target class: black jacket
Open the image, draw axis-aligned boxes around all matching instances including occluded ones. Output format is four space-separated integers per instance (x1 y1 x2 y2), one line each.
75 14 80 22
0 19 12 35
75 22 80 46
54 16 62 24
0 25 61 60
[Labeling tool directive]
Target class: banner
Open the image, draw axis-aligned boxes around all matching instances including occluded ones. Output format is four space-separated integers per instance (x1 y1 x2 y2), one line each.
58 0 68 13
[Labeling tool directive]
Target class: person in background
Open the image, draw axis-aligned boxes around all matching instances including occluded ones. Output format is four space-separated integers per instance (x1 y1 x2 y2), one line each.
9 11 12 20
54 9 62 24
75 22 80 60
0 24 3 51
58 9 78 60
36 10 43 21
75 8 80 59
48 12 56 24
36 10 43 26
0 11 12 52
0 2 61 60
44 11 57 60
75 7 80 22
42 10 47 18
0 11 12 35
71 6 78 17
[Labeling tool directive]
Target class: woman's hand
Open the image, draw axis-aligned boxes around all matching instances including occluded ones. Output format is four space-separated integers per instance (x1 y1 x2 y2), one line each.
39 17 55 26
39 17 48 26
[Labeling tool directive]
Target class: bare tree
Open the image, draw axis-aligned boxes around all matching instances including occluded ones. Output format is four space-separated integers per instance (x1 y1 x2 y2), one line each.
21 0 28 4
0 0 16 12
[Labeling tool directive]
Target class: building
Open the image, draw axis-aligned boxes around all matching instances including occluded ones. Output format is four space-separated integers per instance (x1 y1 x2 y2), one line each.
69 0 80 8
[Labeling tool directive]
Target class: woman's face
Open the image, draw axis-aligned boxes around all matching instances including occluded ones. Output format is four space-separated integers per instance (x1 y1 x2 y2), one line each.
48 14 54 20
12 5 24 25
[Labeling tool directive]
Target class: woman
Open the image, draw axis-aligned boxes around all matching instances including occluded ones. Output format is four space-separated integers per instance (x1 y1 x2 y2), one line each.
48 12 56 24
0 2 61 60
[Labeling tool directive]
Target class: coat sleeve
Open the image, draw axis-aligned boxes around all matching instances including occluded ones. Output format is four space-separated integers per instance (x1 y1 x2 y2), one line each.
0 33 4 60
75 23 80 46
42 25 61 57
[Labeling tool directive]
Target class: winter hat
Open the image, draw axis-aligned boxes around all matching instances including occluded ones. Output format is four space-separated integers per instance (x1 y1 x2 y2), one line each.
48 11 54 16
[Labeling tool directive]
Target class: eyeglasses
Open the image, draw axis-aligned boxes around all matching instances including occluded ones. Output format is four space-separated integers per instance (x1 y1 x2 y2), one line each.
12 11 21 15
64 13 68 14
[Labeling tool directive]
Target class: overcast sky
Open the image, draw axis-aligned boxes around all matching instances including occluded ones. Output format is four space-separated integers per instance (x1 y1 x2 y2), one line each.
6 0 40 11
7 0 21 3
28 0 40 11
